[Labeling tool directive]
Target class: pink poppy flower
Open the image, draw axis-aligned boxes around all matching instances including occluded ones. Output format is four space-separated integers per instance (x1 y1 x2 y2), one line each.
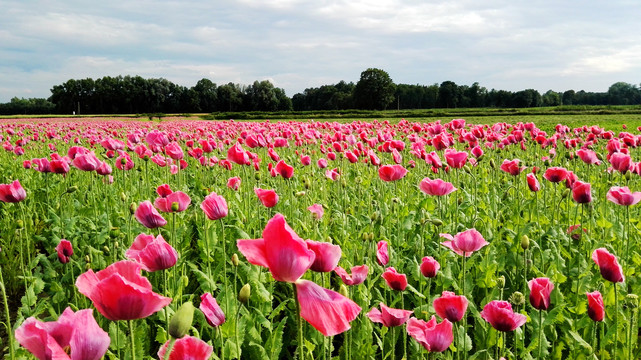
607 186 641 206
164 142 184 160
125 233 178 272
377 240 389 266
55 239 73 264
480 300 527 332
419 178 457 196
75 260 171 320
200 292 225 327
528 277 554 311
0 179 26 203
200 192 228 220
227 176 241 191
420 256 440 278
444 148 468 169
543 167 568 183
334 265 369 286
15 307 110 360
367 302 413 327
378 164 408 182
592 248 624 283
500 159 526 176
305 240 342 273
526 173 540 192
307 204 324 219
154 191 191 213
72 152 101 171
576 149 601 165
158 336 213 360
135 200 167 228
276 160 294 179
433 291 468 322
254 188 279 208
227 143 249 165
406 316 454 352
440 229 488 257
586 291 604 322
571 181 592 204
381 267 407 291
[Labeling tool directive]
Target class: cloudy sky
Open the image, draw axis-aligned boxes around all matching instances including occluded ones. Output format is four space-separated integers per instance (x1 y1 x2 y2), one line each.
1 0 640 102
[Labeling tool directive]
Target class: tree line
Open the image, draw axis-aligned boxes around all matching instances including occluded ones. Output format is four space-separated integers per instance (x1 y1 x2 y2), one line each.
0 69 639 115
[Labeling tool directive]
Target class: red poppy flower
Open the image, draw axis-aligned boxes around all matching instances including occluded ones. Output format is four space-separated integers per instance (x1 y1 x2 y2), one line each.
480 300 526 332
591 248 624 283
406 316 453 352
433 291 468 322
528 277 554 310
367 302 413 327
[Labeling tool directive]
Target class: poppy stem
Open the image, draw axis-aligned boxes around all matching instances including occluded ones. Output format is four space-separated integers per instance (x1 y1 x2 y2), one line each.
538 310 543 360
129 319 137 360
0 266 15 360
292 283 304 360
614 283 619 360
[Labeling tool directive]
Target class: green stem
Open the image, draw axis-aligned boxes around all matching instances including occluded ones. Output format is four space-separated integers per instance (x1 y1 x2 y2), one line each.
538 310 543 360
163 338 176 360
614 284 619 359
292 283 303 360
129 320 137 360
0 266 15 360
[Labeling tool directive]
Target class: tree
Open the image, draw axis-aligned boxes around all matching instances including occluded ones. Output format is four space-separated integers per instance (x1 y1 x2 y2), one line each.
608 82 641 105
562 90 575 105
192 79 218 112
542 90 561 107
436 81 462 108
353 68 396 110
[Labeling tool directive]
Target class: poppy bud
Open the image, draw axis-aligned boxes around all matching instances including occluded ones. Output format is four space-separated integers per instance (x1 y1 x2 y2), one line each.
129 202 137 214
544 159 550 166
510 291 525 306
16 219 24 229
627 294 638 308
114 241 119 249
182 275 189 288
66 186 78 194
521 235 529 250
143 155 149 161
625 172 632 180
339 284 349 297
103 246 110 253
120 157 127 165
85 263 91 271
295 191 306 197
231 253 239 267
431 218 443 226
169 301 195 339
497 276 505 288
304 182 310 190
239 284 251 304
369 233 375 241
562 188 570 199
362 233 369 241
463 165 472 174
371 211 381 222
255 172 261 180
489 158 496 169
120 192 127 202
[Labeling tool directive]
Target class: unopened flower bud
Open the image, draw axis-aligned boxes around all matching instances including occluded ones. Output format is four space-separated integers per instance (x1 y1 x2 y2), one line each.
431 218 443 226
497 276 506 288
339 284 349 298
66 186 78 194
561 188 570 199
85 263 91 271
521 235 530 250
114 241 119 249
295 191 306 197
231 253 239 267
489 158 496 169
627 294 639 309
120 192 127 202
143 155 149 161
239 284 251 304
16 219 24 229
103 246 110 253
626 172 632 181
463 165 472 174
85 255 91 263
182 275 189 288
129 202 137 215
168 302 195 339
510 291 525 306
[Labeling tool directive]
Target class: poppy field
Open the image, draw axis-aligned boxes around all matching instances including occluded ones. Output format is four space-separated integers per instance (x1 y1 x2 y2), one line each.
1 116 641 359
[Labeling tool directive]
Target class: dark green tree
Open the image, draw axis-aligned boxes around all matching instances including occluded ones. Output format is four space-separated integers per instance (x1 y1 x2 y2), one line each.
436 81 462 108
353 68 396 110
608 82 641 105
542 90 562 106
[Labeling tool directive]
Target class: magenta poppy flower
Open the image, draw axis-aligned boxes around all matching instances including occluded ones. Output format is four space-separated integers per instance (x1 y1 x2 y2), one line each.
0 179 26 203
543 167 568 183
200 192 228 220
317 158 328 168
72 152 101 171
440 228 488 257
480 300 527 332
125 233 178 272
526 173 540 192
254 188 279 208
433 291 468 322
156 184 173 198
50 159 70 174
164 142 184 160
607 186 641 206
15 307 110 360
577 149 601 165
419 178 457 196
75 260 172 321
227 176 241 191
55 239 73 264
334 265 368 286
306 240 342 273
610 152 631 173
227 143 249 165
200 292 225 327
426 151 442 168
295 279 362 336
591 248 624 283
135 200 167 228
420 256 440 278
276 160 294 179
406 316 453 352
115 156 134 171
158 335 213 360
500 159 526 176
307 204 324 219
586 291 605 322
367 302 413 327
32 158 51 173
571 181 592 204
444 148 468 169
378 164 408 182
96 161 112 176
154 191 191 213
377 240 389 266
528 277 554 311
237 214 360 336
325 168 340 181
382 267 407 291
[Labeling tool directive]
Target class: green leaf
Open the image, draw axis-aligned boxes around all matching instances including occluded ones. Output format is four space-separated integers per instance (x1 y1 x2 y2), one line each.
568 330 592 352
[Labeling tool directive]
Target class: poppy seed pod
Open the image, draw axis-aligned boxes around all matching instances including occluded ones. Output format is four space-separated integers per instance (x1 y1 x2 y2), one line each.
339 284 349 297
231 253 239 266
239 284 251 303
510 291 525 306
497 276 506 288
121 192 128 202
16 219 24 229
169 302 195 339
129 202 137 214
521 235 530 250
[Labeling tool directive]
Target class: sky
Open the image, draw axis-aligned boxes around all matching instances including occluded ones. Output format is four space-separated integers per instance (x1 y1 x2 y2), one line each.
1 0 640 103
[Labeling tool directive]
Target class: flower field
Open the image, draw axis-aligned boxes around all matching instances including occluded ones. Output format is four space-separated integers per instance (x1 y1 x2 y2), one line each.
1 116 641 359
